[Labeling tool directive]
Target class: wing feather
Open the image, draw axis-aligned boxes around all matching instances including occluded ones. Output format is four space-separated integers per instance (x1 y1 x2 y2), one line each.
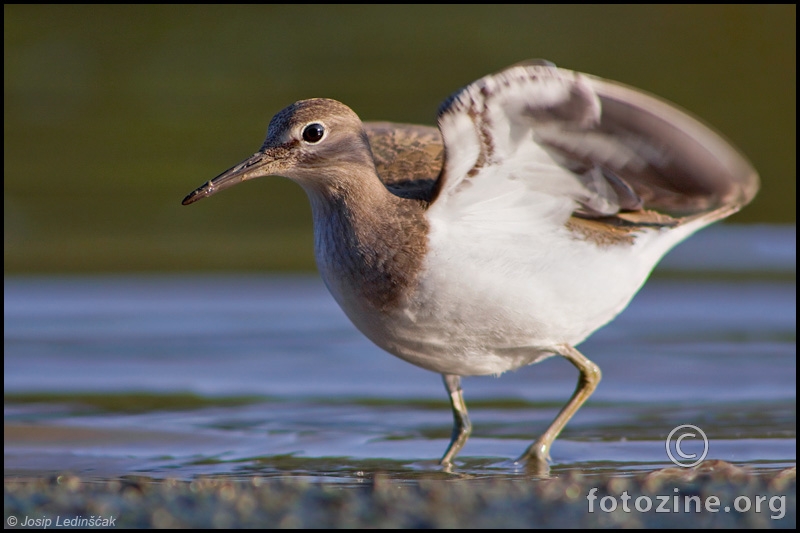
431 62 759 223
364 122 442 201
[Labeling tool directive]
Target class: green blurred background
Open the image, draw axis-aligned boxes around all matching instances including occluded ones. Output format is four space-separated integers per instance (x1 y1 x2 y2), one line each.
4 5 796 273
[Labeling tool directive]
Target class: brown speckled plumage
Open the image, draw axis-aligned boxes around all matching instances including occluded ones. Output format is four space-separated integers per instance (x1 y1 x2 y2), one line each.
364 122 442 202
363 119 690 244
312 184 428 312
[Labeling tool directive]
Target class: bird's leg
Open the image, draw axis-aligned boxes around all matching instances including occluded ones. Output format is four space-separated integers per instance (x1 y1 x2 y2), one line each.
439 373 472 467
519 344 601 467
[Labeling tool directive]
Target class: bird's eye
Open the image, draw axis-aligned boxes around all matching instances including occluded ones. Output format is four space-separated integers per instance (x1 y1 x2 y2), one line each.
302 123 325 143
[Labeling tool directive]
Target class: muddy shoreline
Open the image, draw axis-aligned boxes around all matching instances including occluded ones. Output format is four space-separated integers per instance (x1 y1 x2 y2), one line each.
5 461 795 528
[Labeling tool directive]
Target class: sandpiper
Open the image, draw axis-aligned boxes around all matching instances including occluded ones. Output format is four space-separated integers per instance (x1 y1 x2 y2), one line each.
183 60 758 469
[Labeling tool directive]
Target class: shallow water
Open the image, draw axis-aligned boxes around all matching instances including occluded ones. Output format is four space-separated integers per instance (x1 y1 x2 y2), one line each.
4 226 796 481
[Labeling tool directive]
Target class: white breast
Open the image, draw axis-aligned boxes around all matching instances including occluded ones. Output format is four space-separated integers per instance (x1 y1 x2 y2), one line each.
366 210 710 377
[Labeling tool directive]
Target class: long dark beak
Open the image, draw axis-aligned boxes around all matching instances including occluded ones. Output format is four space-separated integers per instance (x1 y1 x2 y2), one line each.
182 151 276 206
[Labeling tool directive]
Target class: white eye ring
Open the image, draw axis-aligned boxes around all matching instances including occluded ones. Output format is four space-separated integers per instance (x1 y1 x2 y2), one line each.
302 123 326 144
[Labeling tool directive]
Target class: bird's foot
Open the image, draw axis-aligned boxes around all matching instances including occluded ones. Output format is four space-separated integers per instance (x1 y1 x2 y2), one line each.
515 440 552 477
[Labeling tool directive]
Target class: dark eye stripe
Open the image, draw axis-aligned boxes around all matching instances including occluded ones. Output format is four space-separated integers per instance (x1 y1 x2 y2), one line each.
302 123 325 143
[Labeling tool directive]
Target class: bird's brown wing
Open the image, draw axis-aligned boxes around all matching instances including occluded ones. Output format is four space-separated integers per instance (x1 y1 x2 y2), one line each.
433 62 758 231
364 122 443 202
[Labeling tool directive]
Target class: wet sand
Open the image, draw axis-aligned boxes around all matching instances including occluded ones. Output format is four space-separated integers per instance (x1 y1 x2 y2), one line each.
4 461 795 528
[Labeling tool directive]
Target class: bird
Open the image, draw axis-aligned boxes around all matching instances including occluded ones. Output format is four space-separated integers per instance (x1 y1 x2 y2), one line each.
182 60 759 470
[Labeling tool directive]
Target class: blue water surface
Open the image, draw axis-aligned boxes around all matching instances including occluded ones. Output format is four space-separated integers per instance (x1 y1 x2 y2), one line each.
4 225 796 480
